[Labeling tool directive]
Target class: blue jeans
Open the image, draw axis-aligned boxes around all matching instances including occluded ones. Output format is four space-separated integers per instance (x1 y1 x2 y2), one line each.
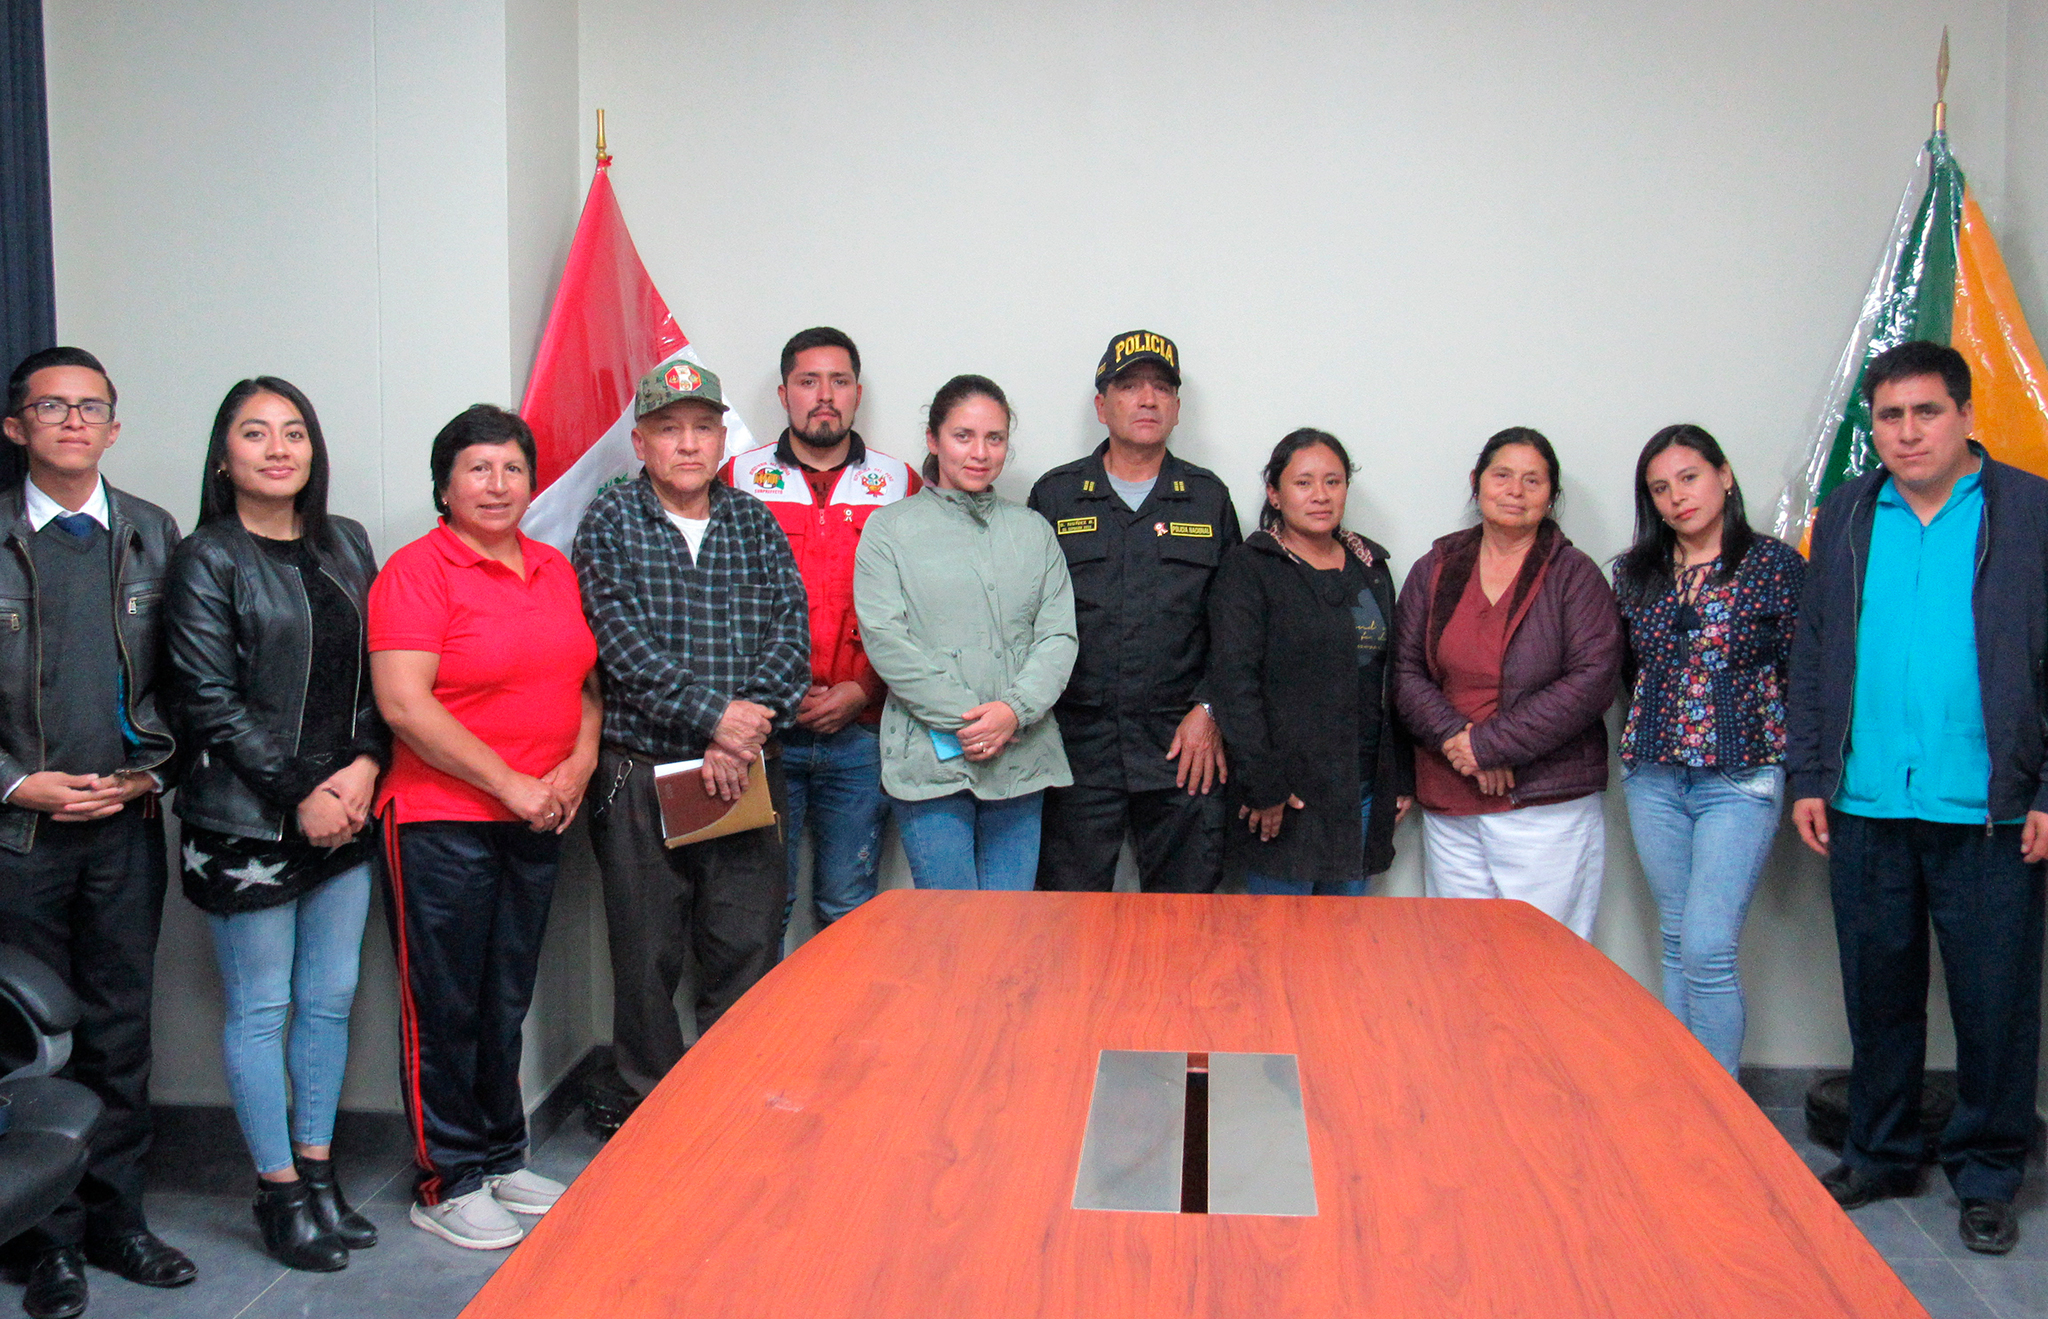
1245 795 1372 896
781 725 889 927
893 791 1044 891
208 862 373 1175
1620 763 1782 1075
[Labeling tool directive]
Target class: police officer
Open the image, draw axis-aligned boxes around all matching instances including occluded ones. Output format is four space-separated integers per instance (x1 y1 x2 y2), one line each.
1030 331 1242 894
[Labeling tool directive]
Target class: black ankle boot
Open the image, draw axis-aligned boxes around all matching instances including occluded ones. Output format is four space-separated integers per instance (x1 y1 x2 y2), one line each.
295 1156 378 1249
252 1179 348 1272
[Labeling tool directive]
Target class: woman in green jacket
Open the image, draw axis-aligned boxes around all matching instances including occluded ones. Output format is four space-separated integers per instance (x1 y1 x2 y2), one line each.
853 375 1077 889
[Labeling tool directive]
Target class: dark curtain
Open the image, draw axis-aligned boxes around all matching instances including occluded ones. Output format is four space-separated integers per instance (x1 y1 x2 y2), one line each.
1 0 53 489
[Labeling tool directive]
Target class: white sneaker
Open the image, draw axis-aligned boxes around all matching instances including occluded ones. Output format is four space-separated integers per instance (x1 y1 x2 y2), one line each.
409 1187 525 1249
485 1167 566 1216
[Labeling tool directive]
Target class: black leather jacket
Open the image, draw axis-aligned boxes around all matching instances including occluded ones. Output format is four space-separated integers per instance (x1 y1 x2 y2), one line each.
0 481 180 855
165 517 388 842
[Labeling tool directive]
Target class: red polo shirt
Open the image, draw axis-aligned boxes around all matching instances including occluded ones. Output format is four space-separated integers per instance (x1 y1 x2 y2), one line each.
369 523 597 824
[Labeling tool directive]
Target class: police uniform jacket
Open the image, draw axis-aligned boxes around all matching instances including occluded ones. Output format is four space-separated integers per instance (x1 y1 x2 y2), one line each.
1028 441 1242 792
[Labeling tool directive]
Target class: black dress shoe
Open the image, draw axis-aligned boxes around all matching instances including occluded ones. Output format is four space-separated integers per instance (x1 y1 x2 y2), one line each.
1818 1161 1919 1210
1960 1198 2019 1254
253 1179 347 1272
295 1157 377 1249
22 1247 86 1319
82 1230 195 1288
584 1084 639 1140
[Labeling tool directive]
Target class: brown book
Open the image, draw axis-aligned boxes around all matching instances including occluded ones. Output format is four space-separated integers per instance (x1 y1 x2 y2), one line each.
653 756 778 848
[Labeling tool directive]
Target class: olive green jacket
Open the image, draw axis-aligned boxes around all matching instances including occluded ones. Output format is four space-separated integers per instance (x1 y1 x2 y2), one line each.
852 485 1076 801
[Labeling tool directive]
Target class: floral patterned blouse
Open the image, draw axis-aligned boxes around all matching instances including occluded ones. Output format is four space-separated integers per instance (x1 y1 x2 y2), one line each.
1615 535 1804 769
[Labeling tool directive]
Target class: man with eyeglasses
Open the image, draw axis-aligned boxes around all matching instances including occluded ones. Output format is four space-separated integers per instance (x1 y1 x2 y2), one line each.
0 348 191 1317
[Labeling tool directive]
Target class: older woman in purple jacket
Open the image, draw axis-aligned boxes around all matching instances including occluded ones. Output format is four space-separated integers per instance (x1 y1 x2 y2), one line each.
1393 428 1623 938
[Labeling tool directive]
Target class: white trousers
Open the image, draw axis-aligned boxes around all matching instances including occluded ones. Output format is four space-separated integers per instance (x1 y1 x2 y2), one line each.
1421 793 1606 939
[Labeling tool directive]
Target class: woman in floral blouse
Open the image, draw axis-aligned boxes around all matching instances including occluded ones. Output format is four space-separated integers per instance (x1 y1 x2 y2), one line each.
1613 424 1803 1074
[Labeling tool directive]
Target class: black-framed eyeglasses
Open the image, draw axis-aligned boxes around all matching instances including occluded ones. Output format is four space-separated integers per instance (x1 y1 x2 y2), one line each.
22 399 114 426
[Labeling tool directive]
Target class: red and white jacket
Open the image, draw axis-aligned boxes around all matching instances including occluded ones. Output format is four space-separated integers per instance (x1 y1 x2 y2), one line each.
719 432 920 723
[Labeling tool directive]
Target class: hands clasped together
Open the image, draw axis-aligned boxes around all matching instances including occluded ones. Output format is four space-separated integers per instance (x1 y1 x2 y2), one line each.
500 755 597 834
956 701 1020 763
1444 723 1513 798
294 754 380 847
702 699 778 802
8 768 158 821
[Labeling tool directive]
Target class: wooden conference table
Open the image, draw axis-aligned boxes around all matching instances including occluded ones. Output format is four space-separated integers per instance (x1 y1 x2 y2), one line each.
462 892 1924 1318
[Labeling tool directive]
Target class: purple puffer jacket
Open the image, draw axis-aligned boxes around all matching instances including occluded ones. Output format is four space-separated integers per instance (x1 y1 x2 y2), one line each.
1393 521 1623 807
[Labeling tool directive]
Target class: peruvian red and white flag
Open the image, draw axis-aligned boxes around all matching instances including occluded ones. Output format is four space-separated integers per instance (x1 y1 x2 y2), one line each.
519 156 756 552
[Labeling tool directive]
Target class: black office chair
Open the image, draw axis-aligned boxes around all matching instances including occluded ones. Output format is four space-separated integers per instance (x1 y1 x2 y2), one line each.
0 946 101 1243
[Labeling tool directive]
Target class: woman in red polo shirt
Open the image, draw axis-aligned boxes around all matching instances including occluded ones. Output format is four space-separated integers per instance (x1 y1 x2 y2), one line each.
367 404 599 1252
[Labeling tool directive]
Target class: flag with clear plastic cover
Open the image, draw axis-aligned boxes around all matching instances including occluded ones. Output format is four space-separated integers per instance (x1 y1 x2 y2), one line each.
1775 129 2048 550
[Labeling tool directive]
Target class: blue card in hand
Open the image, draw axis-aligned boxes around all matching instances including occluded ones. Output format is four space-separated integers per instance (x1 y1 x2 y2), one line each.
929 729 965 761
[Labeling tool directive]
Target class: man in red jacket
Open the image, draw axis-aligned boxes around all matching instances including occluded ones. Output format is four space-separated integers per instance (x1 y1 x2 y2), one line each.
720 328 919 933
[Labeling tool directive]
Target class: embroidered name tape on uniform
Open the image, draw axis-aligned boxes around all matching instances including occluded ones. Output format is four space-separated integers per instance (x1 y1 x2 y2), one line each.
1057 517 1098 535
1169 522 1212 538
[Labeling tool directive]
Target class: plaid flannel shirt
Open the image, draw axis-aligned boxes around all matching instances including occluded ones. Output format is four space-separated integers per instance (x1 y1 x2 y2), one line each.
573 475 810 761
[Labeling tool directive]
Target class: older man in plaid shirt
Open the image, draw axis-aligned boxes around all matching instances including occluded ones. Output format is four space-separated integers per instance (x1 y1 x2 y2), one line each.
574 357 809 1128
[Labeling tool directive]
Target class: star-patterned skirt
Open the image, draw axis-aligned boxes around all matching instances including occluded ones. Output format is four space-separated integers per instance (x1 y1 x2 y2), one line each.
178 822 372 916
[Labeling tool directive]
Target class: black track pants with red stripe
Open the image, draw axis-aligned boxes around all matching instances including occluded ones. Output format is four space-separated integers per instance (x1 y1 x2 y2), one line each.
378 817 558 1205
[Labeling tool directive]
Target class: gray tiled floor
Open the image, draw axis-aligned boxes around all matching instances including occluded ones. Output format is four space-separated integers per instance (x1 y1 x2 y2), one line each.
1758 1095 2047 1319
0 1117 607 1319
13 1082 2042 1317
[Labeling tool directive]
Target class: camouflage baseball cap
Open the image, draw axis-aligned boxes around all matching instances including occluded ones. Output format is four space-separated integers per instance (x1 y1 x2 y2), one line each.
635 357 728 419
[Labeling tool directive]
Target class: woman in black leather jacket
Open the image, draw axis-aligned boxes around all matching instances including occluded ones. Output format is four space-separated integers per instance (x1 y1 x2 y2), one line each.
164 378 387 1273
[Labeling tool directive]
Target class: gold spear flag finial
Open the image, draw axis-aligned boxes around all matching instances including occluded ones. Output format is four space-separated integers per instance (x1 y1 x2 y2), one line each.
596 108 611 168
1934 27 1949 133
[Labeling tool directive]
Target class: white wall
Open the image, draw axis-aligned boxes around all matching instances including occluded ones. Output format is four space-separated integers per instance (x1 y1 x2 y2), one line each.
2004 0 2048 1110
37 0 2048 1115
42 0 600 1111
585 0 2014 1069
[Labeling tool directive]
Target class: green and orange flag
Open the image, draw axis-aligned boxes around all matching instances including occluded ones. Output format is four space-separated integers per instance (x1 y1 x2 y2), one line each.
1775 129 2048 548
